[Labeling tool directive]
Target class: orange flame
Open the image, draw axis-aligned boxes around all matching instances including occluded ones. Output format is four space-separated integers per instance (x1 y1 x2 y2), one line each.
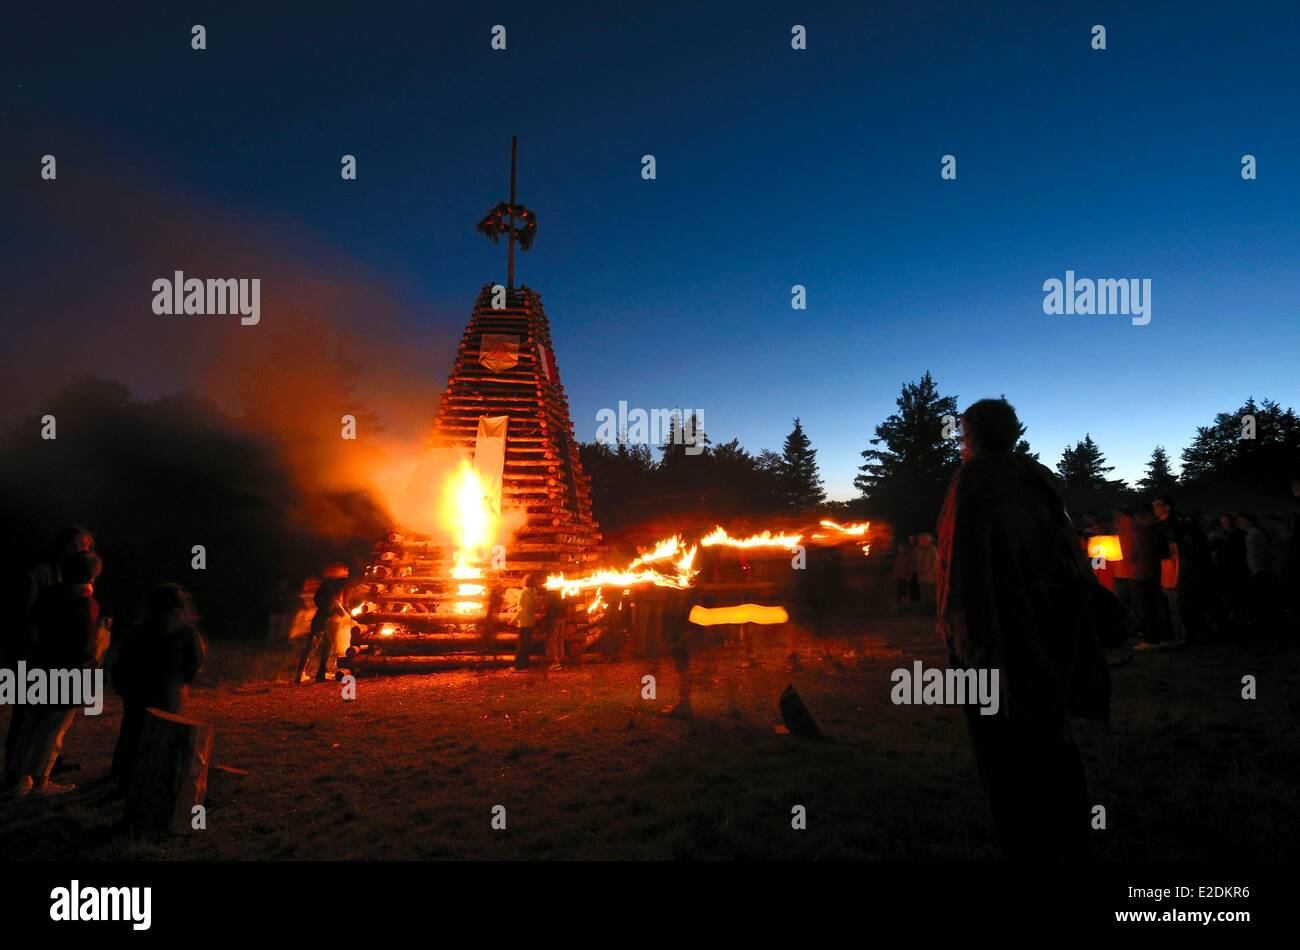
446 459 496 553
627 534 688 571
445 460 497 616
811 519 870 539
545 537 697 600
700 526 802 549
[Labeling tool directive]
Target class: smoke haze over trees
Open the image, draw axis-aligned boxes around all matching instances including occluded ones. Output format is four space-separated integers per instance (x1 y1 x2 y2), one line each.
5 357 1295 639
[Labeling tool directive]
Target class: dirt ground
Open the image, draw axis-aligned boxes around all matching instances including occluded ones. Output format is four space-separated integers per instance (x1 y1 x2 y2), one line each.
2 614 1297 860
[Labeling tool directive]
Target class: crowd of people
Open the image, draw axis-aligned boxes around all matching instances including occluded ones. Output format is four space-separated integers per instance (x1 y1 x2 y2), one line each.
2 525 207 801
1079 491 1296 650
275 567 623 682
895 481 1299 651
933 397 1298 859
893 533 939 616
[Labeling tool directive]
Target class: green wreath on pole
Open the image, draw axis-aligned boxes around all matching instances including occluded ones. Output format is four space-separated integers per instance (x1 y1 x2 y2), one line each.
476 202 537 251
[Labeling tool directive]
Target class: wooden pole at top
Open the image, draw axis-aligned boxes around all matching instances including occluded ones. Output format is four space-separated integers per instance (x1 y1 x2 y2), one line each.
507 136 518 290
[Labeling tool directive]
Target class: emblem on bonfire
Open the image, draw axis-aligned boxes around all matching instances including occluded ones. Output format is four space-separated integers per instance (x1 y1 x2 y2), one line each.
479 333 520 373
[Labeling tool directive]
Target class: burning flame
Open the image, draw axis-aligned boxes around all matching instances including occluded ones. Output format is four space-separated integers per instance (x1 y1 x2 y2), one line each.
627 535 688 570
545 536 698 602
446 459 496 553
445 459 498 616
700 526 802 550
811 519 870 539
451 552 486 615
545 522 815 607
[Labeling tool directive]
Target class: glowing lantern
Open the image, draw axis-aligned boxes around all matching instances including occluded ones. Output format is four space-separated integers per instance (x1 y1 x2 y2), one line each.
1086 535 1123 562
688 604 789 626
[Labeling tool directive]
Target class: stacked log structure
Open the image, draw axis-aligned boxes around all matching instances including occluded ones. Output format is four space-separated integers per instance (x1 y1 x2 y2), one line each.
349 284 603 671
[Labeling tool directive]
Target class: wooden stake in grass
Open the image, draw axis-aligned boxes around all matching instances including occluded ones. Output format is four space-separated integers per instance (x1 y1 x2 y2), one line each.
124 708 214 834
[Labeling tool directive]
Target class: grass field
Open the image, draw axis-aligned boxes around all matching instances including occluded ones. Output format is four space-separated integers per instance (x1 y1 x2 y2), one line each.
2 614 1297 860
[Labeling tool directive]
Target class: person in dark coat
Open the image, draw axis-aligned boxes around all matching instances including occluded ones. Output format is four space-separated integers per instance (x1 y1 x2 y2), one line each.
1286 476 1300 632
543 588 567 670
481 584 504 657
661 585 695 719
4 526 95 788
1129 505 1170 650
294 564 352 683
601 590 631 659
110 584 207 791
937 398 1110 859
513 575 538 670
892 539 912 612
11 550 105 798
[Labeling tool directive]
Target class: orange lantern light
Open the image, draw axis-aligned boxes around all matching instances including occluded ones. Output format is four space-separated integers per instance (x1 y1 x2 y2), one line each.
1086 535 1123 562
688 604 789 626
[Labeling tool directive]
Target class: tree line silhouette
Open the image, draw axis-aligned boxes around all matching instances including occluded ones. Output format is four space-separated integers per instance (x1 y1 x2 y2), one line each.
2 365 1294 639
581 372 1299 538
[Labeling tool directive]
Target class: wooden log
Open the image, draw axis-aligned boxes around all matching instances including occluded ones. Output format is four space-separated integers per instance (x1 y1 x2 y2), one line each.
346 654 517 673
351 633 520 655
124 708 214 834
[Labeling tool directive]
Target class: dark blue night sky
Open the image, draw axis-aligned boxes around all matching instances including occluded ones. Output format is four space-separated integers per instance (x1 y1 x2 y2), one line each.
5 1 1299 497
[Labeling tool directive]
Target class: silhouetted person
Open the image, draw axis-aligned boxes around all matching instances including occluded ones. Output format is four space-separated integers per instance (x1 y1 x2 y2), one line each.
1208 513 1248 637
641 583 666 657
1129 505 1170 651
1237 511 1282 639
544 588 567 670
1075 510 1102 540
481 584 504 657
913 533 938 616
27 525 95 592
1152 496 1194 648
11 550 105 798
1112 510 1136 615
294 564 352 683
513 575 538 670
4 526 95 788
937 398 1109 859
661 585 694 719
110 584 207 791
892 539 912 612
601 591 631 659
1286 476 1300 630
802 543 846 634
907 534 921 602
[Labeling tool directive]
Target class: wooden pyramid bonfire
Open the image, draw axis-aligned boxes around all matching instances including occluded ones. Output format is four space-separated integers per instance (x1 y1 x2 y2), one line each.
348 138 602 671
